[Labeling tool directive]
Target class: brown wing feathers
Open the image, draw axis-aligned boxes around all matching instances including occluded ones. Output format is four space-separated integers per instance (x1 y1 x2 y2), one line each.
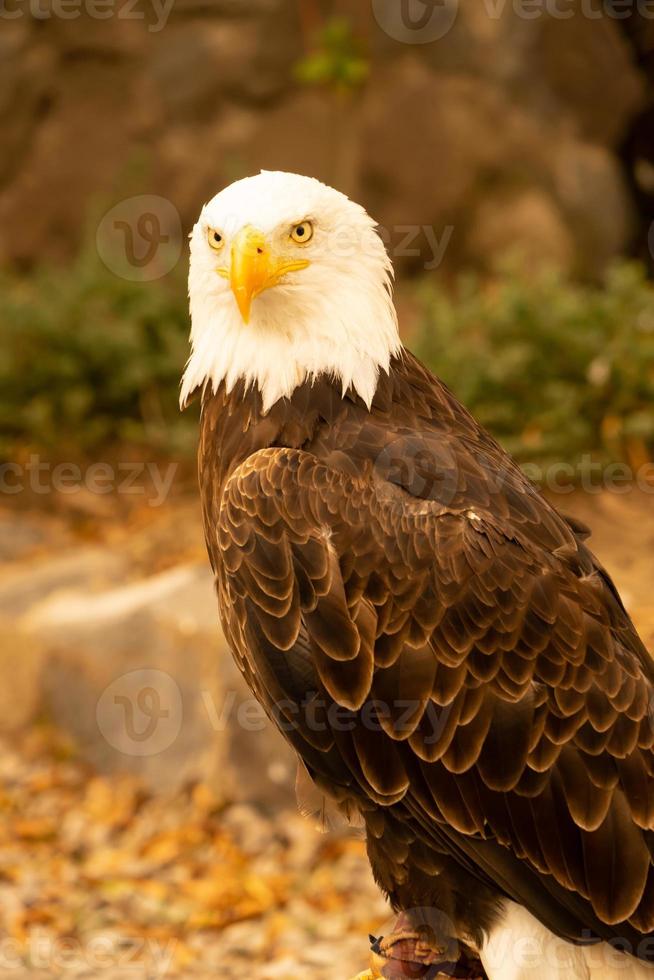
201 352 654 956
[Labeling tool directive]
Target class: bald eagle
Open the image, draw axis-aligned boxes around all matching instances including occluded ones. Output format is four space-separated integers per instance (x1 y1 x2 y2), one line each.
182 171 654 980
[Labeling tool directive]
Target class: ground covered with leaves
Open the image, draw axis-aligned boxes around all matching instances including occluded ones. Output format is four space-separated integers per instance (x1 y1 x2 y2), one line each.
0 725 386 979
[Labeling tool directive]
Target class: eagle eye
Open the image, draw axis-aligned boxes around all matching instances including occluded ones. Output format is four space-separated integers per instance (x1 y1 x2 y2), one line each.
207 228 224 250
290 221 314 244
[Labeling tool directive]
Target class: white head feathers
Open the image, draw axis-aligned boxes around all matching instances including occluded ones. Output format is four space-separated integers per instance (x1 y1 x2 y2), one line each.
181 171 401 413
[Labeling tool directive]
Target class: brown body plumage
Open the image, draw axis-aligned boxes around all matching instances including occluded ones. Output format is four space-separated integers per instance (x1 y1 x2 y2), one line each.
198 350 654 961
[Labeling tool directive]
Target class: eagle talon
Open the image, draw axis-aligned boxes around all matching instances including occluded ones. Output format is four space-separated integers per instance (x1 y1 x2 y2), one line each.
360 919 486 979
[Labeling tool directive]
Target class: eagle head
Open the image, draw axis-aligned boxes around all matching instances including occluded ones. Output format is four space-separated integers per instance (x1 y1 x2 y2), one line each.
181 171 400 413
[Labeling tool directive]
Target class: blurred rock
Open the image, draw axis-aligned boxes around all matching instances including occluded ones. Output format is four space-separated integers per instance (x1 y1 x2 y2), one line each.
0 617 45 732
531 11 645 146
0 547 129 617
362 64 509 232
32 8 146 57
0 26 54 187
241 89 362 197
0 3 649 282
467 188 574 275
149 22 260 121
0 59 145 264
23 561 296 805
0 511 71 563
169 0 281 15
383 0 535 86
552 140 634 275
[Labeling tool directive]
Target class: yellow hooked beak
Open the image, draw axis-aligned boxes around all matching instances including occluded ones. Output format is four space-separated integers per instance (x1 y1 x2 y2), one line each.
225 225 310 324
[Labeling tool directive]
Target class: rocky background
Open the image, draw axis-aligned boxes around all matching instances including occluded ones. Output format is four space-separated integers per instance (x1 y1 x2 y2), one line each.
2 0 654 278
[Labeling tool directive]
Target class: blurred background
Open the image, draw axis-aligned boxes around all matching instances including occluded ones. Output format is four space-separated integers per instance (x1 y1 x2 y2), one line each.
2 1 654 977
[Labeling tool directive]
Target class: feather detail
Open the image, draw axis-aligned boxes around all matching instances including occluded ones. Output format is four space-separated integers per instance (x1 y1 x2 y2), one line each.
200 350 654 958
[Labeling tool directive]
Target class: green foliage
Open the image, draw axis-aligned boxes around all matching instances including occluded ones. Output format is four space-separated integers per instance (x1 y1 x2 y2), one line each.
412 263 654 468
294 17 369 93
0 250 196 458
4 251 654 477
